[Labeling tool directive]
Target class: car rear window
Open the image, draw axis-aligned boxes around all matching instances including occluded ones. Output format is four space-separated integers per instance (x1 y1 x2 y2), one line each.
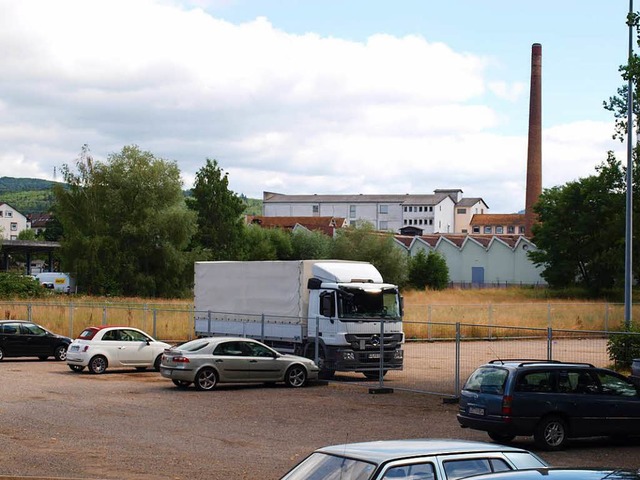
78 328 99 340
464 367 508 394
503 452 548 468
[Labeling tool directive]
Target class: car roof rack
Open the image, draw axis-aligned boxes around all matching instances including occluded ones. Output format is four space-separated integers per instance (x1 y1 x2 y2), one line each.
488 359 595 368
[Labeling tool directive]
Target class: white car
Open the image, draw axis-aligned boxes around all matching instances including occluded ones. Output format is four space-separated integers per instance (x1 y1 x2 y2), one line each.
66 326 171 374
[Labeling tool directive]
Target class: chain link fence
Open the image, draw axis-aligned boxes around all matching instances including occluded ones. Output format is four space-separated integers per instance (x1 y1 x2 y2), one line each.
1 300 637 398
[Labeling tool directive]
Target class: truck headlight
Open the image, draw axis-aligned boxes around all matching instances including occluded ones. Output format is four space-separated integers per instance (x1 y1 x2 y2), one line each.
394 350 403 359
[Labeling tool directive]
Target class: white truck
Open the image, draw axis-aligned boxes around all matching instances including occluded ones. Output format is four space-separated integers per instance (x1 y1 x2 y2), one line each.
193 260 404 379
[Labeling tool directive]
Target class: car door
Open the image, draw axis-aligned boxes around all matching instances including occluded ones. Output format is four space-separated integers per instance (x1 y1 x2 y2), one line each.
554 369 606 437
0 322 24 356
211 341 251 382
19 323 52 357
594 369 640 435
244 341 285 382
115 329 154 366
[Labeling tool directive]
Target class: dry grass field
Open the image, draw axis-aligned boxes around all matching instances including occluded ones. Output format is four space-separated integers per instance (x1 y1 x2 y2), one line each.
0 288 632 340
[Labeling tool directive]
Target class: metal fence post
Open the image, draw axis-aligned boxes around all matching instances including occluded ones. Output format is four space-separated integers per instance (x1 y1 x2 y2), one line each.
604 302 609 333
102 306 107 326
27 303 32 323
378 318 385 388
488 304 493 340
547 303 552 328
455 322 461 397
427 305 432 340
547 327 553 360
207 310 212 335
314 316 319 365
152 309 157 339
69 302 74 338
261 313 265 342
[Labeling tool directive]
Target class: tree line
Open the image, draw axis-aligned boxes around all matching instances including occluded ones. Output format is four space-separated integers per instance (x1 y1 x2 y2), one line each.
27 144 447 298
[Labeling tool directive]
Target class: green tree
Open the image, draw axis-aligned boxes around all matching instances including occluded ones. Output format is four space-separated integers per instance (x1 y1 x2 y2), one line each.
54 145 197 297
291 229 332 259
187 159 245 260
408 249 449 290
17 229 36 241
331 222 408 287
530 155 627 292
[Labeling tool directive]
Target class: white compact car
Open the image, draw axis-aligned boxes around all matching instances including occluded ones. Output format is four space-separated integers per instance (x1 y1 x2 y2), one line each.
67 326 172 374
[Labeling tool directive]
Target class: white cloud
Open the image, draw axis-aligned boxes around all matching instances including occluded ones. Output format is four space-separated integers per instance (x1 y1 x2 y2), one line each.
0 0 617 214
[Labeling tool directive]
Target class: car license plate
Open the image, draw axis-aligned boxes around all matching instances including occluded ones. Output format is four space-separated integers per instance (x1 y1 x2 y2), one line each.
469 406 485 416
369 353 380 359
70 345 79 352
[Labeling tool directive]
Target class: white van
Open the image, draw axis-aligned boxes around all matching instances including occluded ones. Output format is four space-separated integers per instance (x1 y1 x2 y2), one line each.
35 272 76 293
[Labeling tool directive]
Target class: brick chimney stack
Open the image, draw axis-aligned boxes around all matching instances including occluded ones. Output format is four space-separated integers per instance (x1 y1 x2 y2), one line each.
525 43 542 237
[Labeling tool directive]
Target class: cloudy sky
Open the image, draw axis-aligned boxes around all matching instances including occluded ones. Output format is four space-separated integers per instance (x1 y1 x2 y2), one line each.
0 0 631 213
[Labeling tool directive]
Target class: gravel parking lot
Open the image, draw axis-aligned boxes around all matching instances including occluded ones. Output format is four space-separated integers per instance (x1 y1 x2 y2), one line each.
1 360 639 480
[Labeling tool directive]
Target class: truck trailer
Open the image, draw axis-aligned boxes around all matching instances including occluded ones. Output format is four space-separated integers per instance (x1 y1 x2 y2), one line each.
193 260 404 378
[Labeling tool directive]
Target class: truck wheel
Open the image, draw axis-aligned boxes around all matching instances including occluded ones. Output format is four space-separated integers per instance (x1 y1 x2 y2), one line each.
534 416 568 450
285 365 308 388
194 367 218 391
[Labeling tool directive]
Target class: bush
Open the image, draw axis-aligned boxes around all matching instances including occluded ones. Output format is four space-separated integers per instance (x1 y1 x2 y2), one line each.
607 325 640 369
408 250 449 291
0 273 46 299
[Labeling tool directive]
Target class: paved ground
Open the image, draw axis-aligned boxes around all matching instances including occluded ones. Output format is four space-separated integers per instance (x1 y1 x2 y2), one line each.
0 360 638 480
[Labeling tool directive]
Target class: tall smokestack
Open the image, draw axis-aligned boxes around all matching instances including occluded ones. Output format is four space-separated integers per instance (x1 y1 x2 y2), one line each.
525 43 542 237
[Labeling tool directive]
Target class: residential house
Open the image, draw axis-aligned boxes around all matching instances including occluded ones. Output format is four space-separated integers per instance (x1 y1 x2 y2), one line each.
0 203 28 240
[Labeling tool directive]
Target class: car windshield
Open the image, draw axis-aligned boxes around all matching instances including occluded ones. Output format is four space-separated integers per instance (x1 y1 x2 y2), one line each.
464 367 508 394
337 287 400 320
281 452 376 480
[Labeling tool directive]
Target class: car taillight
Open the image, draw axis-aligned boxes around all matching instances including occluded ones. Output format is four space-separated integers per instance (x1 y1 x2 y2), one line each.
502 395 512 418
172 356 190 363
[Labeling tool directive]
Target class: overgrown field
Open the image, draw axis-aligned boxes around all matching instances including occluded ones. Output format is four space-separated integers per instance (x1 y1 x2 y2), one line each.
0 288 633 340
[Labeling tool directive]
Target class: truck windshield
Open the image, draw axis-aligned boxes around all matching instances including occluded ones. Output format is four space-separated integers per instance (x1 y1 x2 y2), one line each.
337 287 400 320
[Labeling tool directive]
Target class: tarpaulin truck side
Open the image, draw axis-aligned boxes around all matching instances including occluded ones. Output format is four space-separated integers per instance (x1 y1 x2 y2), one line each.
193 260 404 378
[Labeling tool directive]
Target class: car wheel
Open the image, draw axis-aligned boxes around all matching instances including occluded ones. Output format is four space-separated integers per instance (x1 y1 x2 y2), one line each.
0 346 4 361
69 365 85 373
194 368 217 391
363 370 388 380
88 355 108 374
488 432 516 443
172 380 191 389
285 365 308 388
534 416 568 450
153 354 163 371
54 345 68 361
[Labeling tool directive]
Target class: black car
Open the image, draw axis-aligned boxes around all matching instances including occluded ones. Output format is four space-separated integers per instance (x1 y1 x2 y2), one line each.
0 320 71 361
457 359 640 450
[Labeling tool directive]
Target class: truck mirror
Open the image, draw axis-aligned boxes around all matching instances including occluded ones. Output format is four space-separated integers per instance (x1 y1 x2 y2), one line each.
320 292 335 319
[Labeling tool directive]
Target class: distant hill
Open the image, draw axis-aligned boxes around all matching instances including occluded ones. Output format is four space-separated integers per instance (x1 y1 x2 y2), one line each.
0 176 263 216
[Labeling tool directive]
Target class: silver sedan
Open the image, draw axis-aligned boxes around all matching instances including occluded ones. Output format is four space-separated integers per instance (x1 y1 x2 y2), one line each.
159 336 320 391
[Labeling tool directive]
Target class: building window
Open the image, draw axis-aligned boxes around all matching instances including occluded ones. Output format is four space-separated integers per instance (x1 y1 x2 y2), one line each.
312 205 319 214
519 226 526 234
349 219 357 226
507 226 515 234
496 226 504 234
403 219 408 225
462 229 468 233
349 205 356 218
379 205 388 214
473 226 480 233
484 226 492 234
6 211 12 218
379 221 388 230
457 208 467 214
419 206 423 212
0 211 3 217
429 219 433 225
403 206 407 212
429 206 433 212
10 222 17 231
10 235 17 240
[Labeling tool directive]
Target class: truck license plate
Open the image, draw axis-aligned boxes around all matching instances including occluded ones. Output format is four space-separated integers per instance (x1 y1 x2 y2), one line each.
369 353 380 359
469 407 485 416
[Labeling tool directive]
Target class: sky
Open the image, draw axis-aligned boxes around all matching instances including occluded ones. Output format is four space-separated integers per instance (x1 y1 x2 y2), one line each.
0 0 633 213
